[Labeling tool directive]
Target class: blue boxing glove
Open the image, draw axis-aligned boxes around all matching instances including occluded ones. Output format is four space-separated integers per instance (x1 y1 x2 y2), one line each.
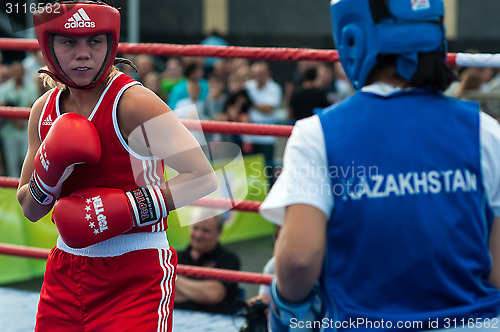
268 277 326 332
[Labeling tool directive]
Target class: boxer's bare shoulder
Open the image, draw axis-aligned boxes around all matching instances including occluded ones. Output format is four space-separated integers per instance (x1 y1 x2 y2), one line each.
117 83 173 140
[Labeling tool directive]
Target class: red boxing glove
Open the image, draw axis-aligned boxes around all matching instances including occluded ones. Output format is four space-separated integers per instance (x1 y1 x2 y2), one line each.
29 113 101 205
52 185 168 248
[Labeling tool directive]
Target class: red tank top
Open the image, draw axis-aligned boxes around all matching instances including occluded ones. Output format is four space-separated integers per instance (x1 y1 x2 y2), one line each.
38 73 168 233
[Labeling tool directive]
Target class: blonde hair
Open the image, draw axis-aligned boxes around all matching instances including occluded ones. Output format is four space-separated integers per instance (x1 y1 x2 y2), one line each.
39 65 121 90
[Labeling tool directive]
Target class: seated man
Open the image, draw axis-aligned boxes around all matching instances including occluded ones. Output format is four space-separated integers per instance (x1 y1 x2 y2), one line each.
175 209 241 315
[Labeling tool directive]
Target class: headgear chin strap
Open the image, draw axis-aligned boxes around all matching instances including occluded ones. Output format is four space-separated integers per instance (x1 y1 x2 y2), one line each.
330 0 446 90
33 1 120 89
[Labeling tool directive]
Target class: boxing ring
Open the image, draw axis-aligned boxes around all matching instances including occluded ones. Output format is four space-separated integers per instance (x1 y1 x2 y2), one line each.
0 38 499 331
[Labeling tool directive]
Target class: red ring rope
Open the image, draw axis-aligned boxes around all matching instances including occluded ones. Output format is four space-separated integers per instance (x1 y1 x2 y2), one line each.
1 38 337 62
0 243 49 260
0 37 496 67
0 107 293 137
191 197 262 212
177 265 272 285
0 243 273 285
0 107 30 120
0 176 21 189
182 119 293 137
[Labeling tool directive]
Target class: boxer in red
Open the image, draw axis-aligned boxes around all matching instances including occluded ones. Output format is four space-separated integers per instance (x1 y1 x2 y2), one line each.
16 1 217 331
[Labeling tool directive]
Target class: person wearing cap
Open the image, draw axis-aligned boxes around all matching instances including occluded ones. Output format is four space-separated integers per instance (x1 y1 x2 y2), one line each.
16 1 217 331
260 0 500 331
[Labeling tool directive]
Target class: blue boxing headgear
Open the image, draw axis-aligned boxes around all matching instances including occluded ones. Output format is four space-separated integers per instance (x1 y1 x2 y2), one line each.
330 0 446 90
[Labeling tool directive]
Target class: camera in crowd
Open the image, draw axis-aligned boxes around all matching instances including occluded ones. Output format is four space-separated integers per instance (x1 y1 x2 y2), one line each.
234 299 269 332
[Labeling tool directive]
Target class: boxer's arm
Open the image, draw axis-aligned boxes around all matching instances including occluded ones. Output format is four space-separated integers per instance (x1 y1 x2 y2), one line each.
17 91 54 221
274 204 326 302
489 217 500 288
481 113 500 287
118 85 217 210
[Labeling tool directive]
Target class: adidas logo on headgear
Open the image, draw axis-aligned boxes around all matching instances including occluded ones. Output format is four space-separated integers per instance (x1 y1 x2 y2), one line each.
65 8 96 29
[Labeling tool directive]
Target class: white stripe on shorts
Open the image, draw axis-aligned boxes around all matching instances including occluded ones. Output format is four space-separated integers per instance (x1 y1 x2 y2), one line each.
157 248 175 332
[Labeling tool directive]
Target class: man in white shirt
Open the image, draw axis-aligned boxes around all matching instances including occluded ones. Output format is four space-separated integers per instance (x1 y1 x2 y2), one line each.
244 61 282 183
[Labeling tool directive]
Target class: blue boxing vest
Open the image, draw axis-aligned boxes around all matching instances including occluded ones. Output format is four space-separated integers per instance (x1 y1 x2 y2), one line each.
317 89 500 330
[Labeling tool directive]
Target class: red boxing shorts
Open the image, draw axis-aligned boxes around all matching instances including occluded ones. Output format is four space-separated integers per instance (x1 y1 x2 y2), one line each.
35 246 177 332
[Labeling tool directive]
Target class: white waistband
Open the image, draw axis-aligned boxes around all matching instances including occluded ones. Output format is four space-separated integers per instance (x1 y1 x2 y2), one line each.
57 232 169 257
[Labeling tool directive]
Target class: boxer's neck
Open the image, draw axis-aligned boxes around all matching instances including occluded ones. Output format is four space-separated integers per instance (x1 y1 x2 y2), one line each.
61 84 106 118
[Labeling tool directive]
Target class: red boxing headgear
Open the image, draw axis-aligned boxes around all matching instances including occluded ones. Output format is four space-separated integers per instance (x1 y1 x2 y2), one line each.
33 1 120 89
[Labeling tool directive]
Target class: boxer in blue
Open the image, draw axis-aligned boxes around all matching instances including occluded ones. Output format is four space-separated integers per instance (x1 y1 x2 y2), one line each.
260 0 500 330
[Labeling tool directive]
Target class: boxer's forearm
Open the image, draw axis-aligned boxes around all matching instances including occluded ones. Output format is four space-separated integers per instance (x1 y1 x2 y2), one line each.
489 217 500 288
162 167 217 211
17 184 54 222
275 204 326 302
